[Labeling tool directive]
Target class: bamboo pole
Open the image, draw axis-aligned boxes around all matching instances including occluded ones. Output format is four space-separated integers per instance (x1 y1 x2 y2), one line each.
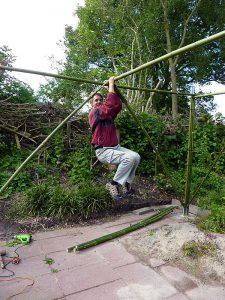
115 86 180 198
194 91 225 98
1 30 225 96
183 97 195 215
0 64 193 97
67 206 175 252
115 30 225 80
0 82 107 195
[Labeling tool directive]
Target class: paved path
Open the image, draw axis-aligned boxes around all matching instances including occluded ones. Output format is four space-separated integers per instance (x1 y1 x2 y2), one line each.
0 207 225 300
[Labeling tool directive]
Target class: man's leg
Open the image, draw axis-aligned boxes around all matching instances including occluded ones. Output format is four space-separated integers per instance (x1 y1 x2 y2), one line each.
96 145 140 198
117 146 140 185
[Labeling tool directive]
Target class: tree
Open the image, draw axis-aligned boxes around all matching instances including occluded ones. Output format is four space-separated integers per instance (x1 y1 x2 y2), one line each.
0 46 36 103
48 0 225 117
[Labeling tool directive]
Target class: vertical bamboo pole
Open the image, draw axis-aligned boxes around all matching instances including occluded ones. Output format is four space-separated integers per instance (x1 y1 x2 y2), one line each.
0 83 107 195
183 97 195 215
115 86 179 197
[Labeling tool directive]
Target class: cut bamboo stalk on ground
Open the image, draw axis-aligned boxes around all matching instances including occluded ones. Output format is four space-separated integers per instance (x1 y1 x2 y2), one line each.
67 206 176 252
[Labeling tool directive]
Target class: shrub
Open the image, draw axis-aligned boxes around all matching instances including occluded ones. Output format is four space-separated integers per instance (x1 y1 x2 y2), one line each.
13 180 112 221
66 137 97 183
45 185 79 219
197 204 225 233
21 183 51 216
76 181 113 219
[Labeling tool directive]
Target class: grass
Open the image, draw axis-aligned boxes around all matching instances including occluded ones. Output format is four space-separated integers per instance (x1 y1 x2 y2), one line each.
182 240 216 259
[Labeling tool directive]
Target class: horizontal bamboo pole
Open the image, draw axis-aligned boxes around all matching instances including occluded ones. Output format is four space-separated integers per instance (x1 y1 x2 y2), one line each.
67 206 175 252
1 30 224 96
0 83 107 195
0 64 192 96
194 91 225 98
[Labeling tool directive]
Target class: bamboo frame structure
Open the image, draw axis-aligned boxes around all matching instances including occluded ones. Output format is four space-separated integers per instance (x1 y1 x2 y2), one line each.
0 64 193 97
0 30 225 215
183 97 195 215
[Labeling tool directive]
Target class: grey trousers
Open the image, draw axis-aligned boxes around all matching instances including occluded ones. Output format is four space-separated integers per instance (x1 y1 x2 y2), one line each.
95 144 141 185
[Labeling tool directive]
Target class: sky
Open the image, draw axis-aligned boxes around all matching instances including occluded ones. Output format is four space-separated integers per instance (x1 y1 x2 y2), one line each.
0 0 224 116
1 0 84 89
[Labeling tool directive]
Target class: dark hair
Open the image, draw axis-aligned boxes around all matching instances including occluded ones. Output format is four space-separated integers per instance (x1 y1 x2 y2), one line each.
93 92 103 101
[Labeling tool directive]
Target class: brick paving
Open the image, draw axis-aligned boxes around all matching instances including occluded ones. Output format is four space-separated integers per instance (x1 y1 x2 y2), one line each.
0 208 225 300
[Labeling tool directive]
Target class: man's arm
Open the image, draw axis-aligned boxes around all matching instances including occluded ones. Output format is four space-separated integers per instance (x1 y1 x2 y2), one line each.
108 77 115 93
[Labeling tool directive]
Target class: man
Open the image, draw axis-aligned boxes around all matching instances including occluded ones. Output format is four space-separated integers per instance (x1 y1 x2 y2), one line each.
89 77 140 201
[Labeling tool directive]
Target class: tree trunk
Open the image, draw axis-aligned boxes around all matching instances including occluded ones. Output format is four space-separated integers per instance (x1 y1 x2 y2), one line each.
160 0 178 119
169 59 178 119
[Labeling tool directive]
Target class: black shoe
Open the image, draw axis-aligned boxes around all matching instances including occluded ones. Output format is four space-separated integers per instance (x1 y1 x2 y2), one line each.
122 182 135 196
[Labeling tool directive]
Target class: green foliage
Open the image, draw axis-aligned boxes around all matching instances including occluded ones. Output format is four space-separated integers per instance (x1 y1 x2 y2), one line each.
193 117 225 172
0 46 37 103
46 185 78 219
51 268 59 273
22 183 51 215
182 240 216 259
66 137 97 183
44 256 55 265
76 181 113 219
197 204 225 234
116 111 165 174
0 148 33 197
42 0 225 115
13 180 112 220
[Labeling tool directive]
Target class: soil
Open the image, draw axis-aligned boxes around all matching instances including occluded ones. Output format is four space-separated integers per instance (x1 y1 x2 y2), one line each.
121 221 225 286
0 176 175 241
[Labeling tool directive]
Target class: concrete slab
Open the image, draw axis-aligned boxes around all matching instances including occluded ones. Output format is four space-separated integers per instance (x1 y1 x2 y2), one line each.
38 234 83 254
65 279 131 300
158 265 197 292
11 241 44 259
96 241 137 268
1 209 225 300
0 254 51 278
148 257 166 268
185 286 225 300
166 292 190 300
133 207 154 215
48 249 103 271
55 261 120 296
0 273 64 300
116 262 177 299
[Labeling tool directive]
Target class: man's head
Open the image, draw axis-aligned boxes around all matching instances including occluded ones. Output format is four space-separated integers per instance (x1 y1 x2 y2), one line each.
92 92 103 108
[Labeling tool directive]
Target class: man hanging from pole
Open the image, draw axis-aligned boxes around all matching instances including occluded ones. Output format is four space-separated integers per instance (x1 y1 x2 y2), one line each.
89 77 141 201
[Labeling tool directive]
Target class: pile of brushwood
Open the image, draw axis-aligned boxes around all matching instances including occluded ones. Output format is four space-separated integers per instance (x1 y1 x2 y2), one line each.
0 100 88 150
